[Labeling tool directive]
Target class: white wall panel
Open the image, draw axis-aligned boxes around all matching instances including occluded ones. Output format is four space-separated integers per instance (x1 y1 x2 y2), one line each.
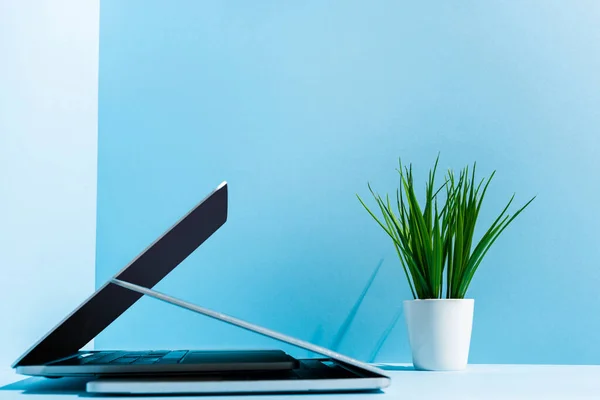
0 0 99 376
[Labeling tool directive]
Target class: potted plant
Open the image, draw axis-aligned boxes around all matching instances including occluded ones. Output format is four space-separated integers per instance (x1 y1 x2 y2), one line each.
358 157 534 371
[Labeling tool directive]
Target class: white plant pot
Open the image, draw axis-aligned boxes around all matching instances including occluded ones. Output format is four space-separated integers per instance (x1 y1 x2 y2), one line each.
404 299 474 371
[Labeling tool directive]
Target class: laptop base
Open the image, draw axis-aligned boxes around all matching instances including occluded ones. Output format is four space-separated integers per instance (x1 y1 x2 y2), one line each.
86 359 389 395
16 349 297 377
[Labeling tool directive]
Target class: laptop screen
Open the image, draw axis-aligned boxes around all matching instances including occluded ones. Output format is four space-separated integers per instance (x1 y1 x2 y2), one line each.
13 183 228 367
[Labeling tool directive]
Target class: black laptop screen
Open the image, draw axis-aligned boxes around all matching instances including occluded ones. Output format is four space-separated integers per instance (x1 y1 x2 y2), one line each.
13 183 228 366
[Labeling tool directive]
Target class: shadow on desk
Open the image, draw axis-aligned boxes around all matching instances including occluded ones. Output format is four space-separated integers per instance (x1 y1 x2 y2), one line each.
373 365 414 372
0 377 90 396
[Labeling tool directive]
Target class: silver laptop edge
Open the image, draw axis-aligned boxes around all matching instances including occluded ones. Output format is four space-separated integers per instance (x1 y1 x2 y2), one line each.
110 278 390 382
87 376 389 394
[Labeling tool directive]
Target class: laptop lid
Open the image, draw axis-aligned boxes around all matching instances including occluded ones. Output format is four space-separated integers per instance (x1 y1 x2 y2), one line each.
12 182 228 367
110 278 390 378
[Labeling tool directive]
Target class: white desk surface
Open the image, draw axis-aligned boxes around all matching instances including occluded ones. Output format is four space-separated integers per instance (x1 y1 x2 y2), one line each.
1 364 599 399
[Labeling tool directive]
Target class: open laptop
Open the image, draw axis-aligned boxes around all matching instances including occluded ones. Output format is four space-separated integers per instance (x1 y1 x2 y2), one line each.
13 181 391 393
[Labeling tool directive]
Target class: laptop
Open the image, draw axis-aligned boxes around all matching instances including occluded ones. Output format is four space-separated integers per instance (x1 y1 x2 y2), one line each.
13 181 391 393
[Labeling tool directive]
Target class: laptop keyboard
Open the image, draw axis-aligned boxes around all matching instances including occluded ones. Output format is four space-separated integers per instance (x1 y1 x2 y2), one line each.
48 353 365 381
50 350 299 369
72 351 189 365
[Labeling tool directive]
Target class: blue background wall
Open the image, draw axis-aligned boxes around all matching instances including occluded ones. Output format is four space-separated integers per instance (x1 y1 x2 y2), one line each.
97 0 600 364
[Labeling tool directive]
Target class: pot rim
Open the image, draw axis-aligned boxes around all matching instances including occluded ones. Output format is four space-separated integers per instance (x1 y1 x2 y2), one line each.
403 298 474 302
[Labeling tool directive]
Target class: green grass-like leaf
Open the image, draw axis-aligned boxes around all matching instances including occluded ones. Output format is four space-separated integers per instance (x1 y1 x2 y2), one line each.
358 156 534 299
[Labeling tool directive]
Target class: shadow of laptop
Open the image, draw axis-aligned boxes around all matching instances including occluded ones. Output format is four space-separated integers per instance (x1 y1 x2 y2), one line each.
0 376 90 396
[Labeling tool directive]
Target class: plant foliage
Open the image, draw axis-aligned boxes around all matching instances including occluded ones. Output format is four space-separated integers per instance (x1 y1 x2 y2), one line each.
357 156 534 299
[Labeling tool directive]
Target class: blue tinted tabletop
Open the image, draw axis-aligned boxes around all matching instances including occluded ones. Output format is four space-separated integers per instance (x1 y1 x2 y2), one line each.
2 364 599 399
